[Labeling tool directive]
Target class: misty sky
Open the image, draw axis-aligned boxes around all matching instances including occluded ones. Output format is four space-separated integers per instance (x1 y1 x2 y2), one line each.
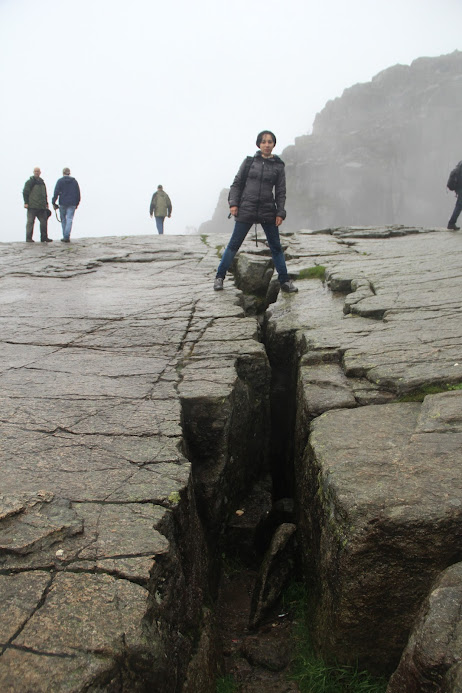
1 0 461 243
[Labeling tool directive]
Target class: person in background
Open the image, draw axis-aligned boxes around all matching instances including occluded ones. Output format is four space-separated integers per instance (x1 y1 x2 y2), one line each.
149 184 172 234
22 167 52 242
52 167 81 243
214 130 297 293
447 160 462 230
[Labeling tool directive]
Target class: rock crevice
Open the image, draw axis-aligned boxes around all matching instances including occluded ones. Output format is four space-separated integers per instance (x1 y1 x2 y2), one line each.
1 228 462 691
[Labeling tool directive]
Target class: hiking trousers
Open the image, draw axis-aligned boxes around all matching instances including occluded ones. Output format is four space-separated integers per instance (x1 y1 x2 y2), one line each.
26 209 48 241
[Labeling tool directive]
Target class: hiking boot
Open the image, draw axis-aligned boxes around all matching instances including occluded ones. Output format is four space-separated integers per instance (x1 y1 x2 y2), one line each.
41 238 53 242
280 279 298 293
61 238 70 243
447 223 460 230
26 239 35 242
214 277 224 291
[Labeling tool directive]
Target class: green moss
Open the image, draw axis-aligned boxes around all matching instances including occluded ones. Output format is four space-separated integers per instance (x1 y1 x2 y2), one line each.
167 491 181 506
200 234 209 246
398 382 462 402
216 675 237 692
298 266 326 281
283 583 388 693
216 244 224 257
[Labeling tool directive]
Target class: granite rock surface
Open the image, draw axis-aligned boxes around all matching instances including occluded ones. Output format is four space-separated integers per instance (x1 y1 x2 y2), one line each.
264 225 462 678
0 224 461 690
387 562 462 693
0 235 267 692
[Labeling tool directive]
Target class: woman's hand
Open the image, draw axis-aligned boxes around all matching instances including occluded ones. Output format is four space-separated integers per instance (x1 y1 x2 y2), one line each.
230 206 238 216
275 216 283 227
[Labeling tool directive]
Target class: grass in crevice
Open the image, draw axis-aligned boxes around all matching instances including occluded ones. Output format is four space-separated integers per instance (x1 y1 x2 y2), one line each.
216 674 237 693
284 583 388 693
298 265 326 281
398 381 462 402
200 234 209 246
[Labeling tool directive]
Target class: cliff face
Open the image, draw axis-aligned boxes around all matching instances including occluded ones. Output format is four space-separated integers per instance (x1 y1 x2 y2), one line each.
199 188 231 235
282 51 462 230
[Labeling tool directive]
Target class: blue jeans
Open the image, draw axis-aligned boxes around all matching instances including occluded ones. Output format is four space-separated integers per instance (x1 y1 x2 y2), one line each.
216 221 289 284
59 205 76 240
155 216 165 234
448 194 462 227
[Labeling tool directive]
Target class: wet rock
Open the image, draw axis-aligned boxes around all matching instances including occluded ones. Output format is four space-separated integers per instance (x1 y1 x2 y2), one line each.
269 228 462 397
250 523 297 629
2 224 462 690
0 572 155 692
265 224 462 678
182 608 219 693
0 234 265 690
297 393 462 674
387 562 462 693
233 253 274 296
226 476 273 565
0 571 51 644
179 320 271 529
297 362 356 416
241 627 292 671
254 498 295 556
0 495 83 556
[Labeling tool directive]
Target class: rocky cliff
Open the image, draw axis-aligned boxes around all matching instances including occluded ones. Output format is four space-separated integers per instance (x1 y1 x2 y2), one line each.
284 50 462 230
201 51 462 234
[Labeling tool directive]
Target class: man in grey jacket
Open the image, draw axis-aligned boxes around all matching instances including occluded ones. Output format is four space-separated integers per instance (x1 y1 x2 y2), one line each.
149 185 172 234
22 167 52 242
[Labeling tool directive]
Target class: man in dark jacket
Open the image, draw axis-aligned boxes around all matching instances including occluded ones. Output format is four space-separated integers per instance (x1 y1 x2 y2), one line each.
447 160 462 230
22 167 52 242
52 168 81 242
149 185 172 234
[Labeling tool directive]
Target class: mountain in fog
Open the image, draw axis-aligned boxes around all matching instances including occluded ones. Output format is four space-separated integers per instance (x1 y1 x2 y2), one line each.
201 51 462 233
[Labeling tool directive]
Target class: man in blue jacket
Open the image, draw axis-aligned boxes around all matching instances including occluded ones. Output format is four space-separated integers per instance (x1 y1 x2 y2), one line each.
52 168 81 242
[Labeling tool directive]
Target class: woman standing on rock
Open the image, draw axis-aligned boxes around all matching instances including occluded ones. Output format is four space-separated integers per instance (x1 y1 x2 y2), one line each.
213 131 298 293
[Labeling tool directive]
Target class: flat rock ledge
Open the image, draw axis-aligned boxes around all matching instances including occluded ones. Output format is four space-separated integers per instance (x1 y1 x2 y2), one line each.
264 225 462 681
0 236 269 692
0 225 461 691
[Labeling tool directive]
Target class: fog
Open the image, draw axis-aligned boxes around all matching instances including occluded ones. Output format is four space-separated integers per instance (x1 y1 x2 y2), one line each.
1 0 461 243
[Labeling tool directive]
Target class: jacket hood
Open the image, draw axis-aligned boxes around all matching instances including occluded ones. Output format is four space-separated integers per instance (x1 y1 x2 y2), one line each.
254 151 283 164
61 176 76 185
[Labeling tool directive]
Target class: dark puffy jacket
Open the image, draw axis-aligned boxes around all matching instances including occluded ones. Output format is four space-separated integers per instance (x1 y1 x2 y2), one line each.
228 151 286 224
23 177 48 209
455 161 462 194
52 176 81 207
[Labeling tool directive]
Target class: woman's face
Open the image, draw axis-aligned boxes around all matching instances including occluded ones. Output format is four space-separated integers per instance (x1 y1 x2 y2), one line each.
259 134 275 157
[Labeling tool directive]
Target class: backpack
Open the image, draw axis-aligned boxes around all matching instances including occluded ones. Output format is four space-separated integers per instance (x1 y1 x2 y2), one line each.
228 156 253 211
447 161 462 191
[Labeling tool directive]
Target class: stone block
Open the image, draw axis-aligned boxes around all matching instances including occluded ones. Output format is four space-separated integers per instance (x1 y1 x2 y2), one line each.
387 562 462 693
297 393 462 674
